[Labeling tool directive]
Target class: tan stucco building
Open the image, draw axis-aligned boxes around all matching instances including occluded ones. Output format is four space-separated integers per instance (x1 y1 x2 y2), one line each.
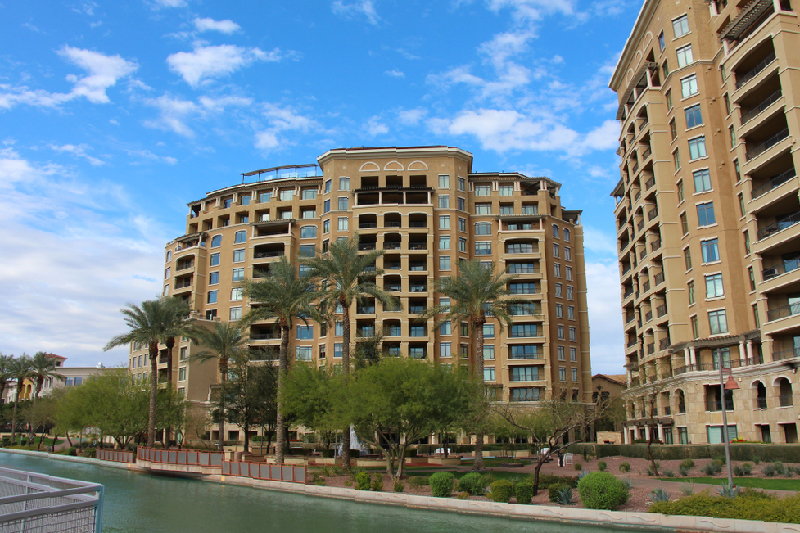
129 146 593 441
610 0 800 444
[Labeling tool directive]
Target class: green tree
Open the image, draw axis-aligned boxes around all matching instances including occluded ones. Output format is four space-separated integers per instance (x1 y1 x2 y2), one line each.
190 321 249 451
0 353 14 403
303 235 399 468
53 387 90 448
9 354 34 443
22 396 57 448
421 259 524 470
220 353 278 453
281 364 344 453
345 358 483 479
79 369 150 448
104 297 191 447
30 352 63 402
241 256 320 465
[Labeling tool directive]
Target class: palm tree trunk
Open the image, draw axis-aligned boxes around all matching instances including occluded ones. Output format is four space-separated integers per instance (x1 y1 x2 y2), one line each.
474 316 486 471
11 388 20 444
147 341 159 448
341 301 351 469
275 323 290 465
218 359 227 453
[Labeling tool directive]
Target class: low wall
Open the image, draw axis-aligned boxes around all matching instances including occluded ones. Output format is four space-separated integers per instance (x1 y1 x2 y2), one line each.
96 450 135 463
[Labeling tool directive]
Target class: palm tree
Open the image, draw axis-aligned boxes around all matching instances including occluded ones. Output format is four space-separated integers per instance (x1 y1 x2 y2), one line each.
9 354 34 443
0 353 13 404
190 321 249 452
104 297 191 448
30 352 63 401
303 235 399 467
240 256 320 464
422 259 525 470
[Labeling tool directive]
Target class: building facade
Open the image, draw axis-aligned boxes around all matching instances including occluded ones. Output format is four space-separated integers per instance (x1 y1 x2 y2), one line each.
610 0 800 444
129 146 592 440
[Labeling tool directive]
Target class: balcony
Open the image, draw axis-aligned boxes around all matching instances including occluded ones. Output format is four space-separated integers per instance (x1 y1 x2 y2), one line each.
358 222 378 229
408 243 428 251
656 304 667 318
635 191 641 202
706 400 735 412
651 239 661 252
763 259 800 281
780 394 794 407
647 342 654 354
359 242 377 251
648 207 658 221
409 285 427 292
625 313 635 324
741 89 782 125
658 336 670 350
639 249 646 260
385 262 401 270
645 176 655 190
773 347 800 361
752 168 797 200
757 397 768 409
624 286 634 299
356 306 376 315
254 250 284 259
654 272 664 285
637 220 644 232
736 51 777 90
746 128 790 162
383 242 401 251
632 161 640 174
643 281 650 292
721 0 774 42
757 210 800 241
768 302 800 322
645 310 653 322
626 339 637 348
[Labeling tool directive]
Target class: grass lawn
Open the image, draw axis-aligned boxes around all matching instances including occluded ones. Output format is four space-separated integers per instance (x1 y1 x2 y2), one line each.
659 476 800 491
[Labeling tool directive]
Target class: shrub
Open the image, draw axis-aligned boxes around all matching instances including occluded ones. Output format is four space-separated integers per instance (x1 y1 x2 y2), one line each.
68 447 77 456
680 465 691 477
650 488 671 503
370 474 384 492
718 483 738 498
598 461 607 472
549 483 569 503
321 465 343 477
457 472 489 496
488 480 514 503
574 462 582 471
680 459 695 469
515 482 534 504
647 462 660 476
774 462 788 476
680 484 694 496
713 455 726 465
663 470 675 478
457 491 470 500
753 456 761 465
409 476 429 487
533 474 579 490
619 462 630 473
577 472 630 511
763 464 778 477
393 481 404 493
552 484 573 505
430 472 455 498
649 490 800 524
355 472 371 491
703 462 722 476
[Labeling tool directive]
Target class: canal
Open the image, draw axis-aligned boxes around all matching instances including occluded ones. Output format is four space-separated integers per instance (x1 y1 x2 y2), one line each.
0 452 645 532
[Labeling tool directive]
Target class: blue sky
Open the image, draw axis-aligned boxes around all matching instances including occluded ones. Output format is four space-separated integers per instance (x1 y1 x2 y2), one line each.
0 0 641 373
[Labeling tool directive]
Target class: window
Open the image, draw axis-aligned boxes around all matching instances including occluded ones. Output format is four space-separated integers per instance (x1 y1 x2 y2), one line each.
688 280 695 305
458 177 466 191
697 202 716 226
558 346 565 360
459 237 467 252
439 215 450 229
301 209 316 219
701 238 719 262
231 287 243 301
658 31 665 51
662 60 669 78
571 368 578 382
521 203 537 214
279 209 292 219
511 387 540 401
511 324 537 337
459 217 466 232
211 235 222 248
222 198 233 209
207 290 218 304
323 219 330 234
555 283 563 297
553 243 559 257
475 242 491 255
233 249 245 263
693 169 711 192
440 321 452 335
475 222 491 235
685 104 702 128
409 346 425 359
753 303 760 328
556 304 563 318
337 217 348 231
438 195 450 208
511 345 537 359
298 245 315 257
300 226 317 238
567 306 575 320
552 225 559 238
688 137 707 160
748 267 756 291
458 197 465 210
205 309 216 320
483 324 495 338
441 343 452 358
566 266 573 281
233 230 246 244
724 93 731 115
301 188 317 200
279 189 294 201
744 230 751 254
499 184 513 196
706 273 724 298
511 366 539 382
729 125 736 148
499 204 513 215
554 263 561 277
296 346 312 361
483 345 495 359
666 89 673 110
734 159 741 181
559 367 567 381
339 177 350 191
259 191 272 203
566 286 573 300
335 321 343 336
569 327 576 341
475 185 491 196
334 343 342 358
673 14 690 37
209 272 219 285
676 44 694 67
338 197 348 210
684 247 693 270
738 193 745 217
438 236 450 251
677 180 685 202
681 74 698 98
691 315 699 338
475 203 491 215
509 282 536 294
670 119 677 140
484 367 495 381
323 200 330 214
673 148 681 170
570 347 577 362
709 309 728 334
439 175 450 188
230 307 242 321
297 326 314 340
439 256 451 270
565 247 572 261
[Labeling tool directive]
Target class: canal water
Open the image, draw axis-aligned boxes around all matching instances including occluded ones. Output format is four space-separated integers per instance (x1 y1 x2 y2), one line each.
0 452 645 533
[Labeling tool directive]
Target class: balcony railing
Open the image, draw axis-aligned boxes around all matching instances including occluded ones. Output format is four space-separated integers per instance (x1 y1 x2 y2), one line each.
706 400 735 412
626 314 635 324
358 222 378 229
624 287 634 298
751 168 797 199
651 239 661 252
384 327 401 337
627 339 637 348
254 250 284 259
767 302 800 322
359 243 377 251
176 262 194 271
674 357 764 375
773 347 800 361
645 176 655 190
757 210 800 241
356 307 375 314
635 191 642 202
642 148 652 161
637 220 645 231
639 249 646 260
639 116 649 130
645 310 653 322
648 207 658 220
409 285 427 292
385 262 401 269
408 222 427 228
174 280 192 289
647 342 655 354
746 128 790 161
757 397 768 409
735 51 777 89
741 89 782 125
654 272 665 285
780 394 794 407
632 161 640 174
408 243 427 251
383 242 401 250
643 281 650 292
385 221 401 228
657 304 667 318
622 264 631 275
658 336 670 349
763 259 800 281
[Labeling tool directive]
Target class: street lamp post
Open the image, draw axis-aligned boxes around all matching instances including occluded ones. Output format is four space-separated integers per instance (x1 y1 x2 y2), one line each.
718 361 739 488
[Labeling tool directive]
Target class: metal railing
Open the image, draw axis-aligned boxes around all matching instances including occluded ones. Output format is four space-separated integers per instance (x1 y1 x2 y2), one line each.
254 250 284 258
624 287 634 298
642 148 652 161
773 347 800 361
643 281 650 292
647 342 655 354
626 314 635 324
632 161 640 174
627 339 637 348
736 51 777 89
757 210 800 241
358 243 377 251
757 397 768 409
657 304 667 318
651 239 661 251
746 128 790 161
654 272 665 285
383 242 401 250
706 400 735 412
751 168 797 199
741 89 782 124
779 394 794 407
762 259 800 281
635 191 641 202
648 207 658 220
767 302 800 322
659 336 670 349
408 243 427 250
358 222 378 229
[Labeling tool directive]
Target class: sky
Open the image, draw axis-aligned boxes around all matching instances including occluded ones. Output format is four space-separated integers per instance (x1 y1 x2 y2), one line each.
0 0 643 374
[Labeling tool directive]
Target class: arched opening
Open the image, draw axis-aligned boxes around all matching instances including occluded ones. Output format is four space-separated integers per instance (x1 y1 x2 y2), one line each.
777 377 793 407
754 380 767 409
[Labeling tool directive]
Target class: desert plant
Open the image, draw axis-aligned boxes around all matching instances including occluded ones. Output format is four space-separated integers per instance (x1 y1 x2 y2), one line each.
457 491 470 500
488 480 514 503
515 482 534 504
457 472 489 496
763 464 778 477
356 471 371 490
393 480 404 493
577 472 630 511
713 455 726 465
718 483 739 498
577 469 589 481
774 462 788 476
663 470 675 478
680 484 694 496
556 485 574 505
549 483 569 503
650 488 671 503
430 472 455 498
733 463 753 476
371 474 384 492
409 476 430 487
680 459 695 469
703 462 722 476
619 462 630 473
679 465 691 477
598 461 607 472
574 462 582 471
647 462 660 477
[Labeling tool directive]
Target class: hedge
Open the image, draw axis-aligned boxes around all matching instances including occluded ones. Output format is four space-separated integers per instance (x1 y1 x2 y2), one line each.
649 490 800 523
567 444 800 463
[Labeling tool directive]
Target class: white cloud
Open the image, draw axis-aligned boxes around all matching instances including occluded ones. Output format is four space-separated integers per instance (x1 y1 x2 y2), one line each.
167 43 285 87
486 0 576 22
579 119 619 151
151 0 187 8
366 116 388 136
396 107 427 125
193 17 241 34
0 46 137 109
143 94 198 137
585 261 624 375
125 149 178 165
49 143 105 166
385 69 404 78
332 0 380 25
0 146 167 366
198 95 253 111
254 103 320 152
583 226 617 255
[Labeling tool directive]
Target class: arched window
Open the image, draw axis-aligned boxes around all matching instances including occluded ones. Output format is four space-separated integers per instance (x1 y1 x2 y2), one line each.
300 226 317 239
210 235 222 248
776 377 793 407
